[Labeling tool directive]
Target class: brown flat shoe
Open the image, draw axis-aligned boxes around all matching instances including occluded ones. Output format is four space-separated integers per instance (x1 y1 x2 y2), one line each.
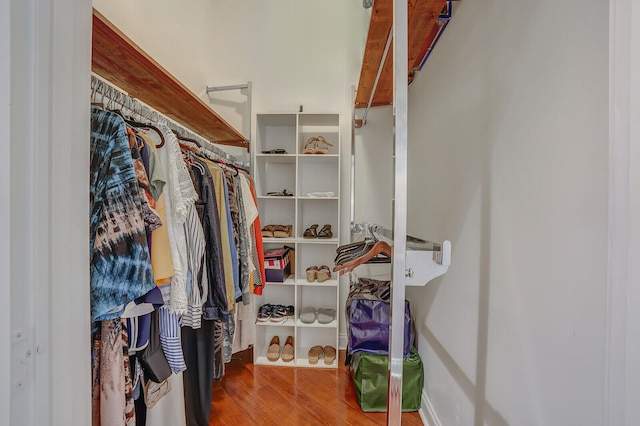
267 336 280 362
281 336 294 362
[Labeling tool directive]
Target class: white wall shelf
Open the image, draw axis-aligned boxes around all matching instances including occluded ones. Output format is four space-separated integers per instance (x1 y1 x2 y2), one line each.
253 112 341 368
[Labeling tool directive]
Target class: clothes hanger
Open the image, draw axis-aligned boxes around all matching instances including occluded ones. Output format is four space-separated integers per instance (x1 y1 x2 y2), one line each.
213 158 240 177
334 240 376 265
126 119 166 149
122 99 166 148
181 135 242 176
90 79 106 109
333 241 392 276
175 133 201 147
334 223 381 264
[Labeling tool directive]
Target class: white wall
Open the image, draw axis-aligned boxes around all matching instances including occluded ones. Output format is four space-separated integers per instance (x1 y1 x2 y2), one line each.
399 0 609 424
354 105 394 228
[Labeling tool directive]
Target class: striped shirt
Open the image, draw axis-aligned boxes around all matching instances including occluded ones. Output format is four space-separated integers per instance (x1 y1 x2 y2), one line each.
158 306 187 374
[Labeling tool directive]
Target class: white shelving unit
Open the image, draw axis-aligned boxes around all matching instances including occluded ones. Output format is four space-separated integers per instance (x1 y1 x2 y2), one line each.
253 113 340 368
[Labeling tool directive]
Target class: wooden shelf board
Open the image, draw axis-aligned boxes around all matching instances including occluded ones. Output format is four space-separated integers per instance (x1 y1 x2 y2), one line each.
91 9 248 148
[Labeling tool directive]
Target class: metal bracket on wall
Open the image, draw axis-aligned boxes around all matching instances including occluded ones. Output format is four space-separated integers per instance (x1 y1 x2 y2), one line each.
405 240 451 286
205 82 253 154
352 222 451 286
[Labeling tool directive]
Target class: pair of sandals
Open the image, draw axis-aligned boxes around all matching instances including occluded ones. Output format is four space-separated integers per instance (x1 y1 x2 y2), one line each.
308 345 337 365
267 335 294 362
306 265 331 283
303 136 333 154
299 307 336 324
262 224 292 238
303 224 333 239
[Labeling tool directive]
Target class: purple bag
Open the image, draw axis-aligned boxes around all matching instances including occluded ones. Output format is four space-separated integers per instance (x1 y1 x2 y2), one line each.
348 298 414 358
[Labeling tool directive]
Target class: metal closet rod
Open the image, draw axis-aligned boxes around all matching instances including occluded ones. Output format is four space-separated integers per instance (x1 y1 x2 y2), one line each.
91 74 248 169
359 28 393 127
205 82 252 165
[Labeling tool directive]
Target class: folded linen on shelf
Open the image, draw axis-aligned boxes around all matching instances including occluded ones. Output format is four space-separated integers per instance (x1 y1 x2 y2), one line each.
306 191 336 197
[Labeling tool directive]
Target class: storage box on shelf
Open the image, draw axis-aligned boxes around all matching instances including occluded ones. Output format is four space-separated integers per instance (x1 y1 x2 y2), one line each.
253 112 340 368
264 247 292 283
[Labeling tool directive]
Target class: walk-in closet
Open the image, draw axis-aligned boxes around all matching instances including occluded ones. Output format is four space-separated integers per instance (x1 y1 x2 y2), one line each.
3 0 640 425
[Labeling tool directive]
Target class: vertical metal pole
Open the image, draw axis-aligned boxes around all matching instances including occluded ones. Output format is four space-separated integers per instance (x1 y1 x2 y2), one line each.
388 0 408 424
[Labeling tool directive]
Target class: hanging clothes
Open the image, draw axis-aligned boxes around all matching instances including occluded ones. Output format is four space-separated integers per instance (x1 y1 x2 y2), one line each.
153 124 199 313
90 108 156 323
205 161 239 310
90 81 264 426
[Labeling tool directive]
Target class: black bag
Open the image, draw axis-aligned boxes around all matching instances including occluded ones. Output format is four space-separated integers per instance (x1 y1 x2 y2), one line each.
139 310 172 383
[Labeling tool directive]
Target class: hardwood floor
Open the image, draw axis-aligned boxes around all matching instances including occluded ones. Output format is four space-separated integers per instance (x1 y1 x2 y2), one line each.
209 348 424 425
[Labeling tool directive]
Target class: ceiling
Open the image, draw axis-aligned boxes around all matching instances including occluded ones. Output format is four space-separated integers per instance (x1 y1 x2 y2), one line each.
354 0 450 109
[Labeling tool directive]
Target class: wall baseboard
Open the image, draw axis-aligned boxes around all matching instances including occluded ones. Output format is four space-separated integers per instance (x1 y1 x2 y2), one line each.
419 390 441 426
339 333 348 350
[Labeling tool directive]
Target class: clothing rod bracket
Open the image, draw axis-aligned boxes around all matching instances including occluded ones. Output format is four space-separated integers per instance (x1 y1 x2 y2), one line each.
405 240 451 286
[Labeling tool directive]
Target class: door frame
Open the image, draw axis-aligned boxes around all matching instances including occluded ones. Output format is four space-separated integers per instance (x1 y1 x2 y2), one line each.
605 0 640 425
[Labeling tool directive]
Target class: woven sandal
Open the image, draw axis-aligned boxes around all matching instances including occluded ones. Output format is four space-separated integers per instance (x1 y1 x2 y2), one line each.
316 265 331 283
303 224 319 239
308 345 323 365
313 136 334 154
323 346 337 365
281 336 294 362
317 224 333 239
306 266 318 282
